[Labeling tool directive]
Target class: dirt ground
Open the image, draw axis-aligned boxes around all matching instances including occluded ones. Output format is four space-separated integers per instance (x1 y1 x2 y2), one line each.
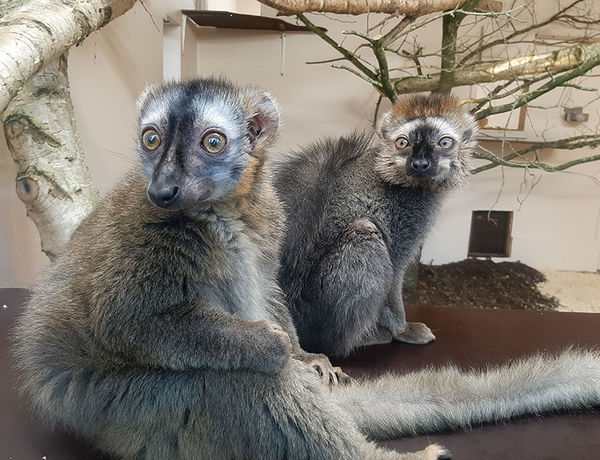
404 259 562 311
538 269 600 313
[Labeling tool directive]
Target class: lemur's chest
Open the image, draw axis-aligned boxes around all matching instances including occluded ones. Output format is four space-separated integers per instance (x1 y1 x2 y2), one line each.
353 185 440 265
194 214 276 322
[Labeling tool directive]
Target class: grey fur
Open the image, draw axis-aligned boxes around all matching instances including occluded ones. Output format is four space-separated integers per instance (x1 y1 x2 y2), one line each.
12 82 599 460
274 95 477 357
12 78 443 460
333 348 600 440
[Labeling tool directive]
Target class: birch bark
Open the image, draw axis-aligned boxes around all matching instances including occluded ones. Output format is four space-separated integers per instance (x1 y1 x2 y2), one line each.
1 0 136 259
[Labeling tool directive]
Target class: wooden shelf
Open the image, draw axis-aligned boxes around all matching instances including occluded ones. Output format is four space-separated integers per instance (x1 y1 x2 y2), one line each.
182 10 325 32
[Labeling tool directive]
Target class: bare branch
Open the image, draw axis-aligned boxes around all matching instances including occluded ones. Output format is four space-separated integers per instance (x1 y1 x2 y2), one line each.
459 0 586 66
474 45 600 119
258 0 469 16
439 0 480 94
296 13 379 81
472 134 600 174
394 42 600 94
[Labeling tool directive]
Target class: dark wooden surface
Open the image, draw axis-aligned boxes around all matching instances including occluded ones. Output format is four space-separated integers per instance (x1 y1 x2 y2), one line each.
2 287 600 460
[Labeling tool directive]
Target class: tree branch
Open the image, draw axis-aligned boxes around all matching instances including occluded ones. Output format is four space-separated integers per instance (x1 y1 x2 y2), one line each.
2 55 99 259
296 13 379 83
474 44 600 120
439 0 479 94
394 42 600 93
472 134 600 174
0 0 136 113
458 0 586 66
259 0 468 16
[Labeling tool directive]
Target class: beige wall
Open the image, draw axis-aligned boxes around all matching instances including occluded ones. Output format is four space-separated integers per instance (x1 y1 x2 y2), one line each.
1 1 600 287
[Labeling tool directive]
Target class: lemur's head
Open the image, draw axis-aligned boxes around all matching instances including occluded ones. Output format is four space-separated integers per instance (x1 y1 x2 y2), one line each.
136 78 279 210
375 94 477 190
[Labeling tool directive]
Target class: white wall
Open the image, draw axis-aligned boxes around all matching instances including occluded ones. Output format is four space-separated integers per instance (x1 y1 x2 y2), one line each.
1 1 599 287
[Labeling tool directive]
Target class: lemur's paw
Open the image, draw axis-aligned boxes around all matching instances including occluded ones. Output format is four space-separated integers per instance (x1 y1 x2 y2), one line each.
332 366 353 385
300 353 353 386
253 321 292 372
394 321 435 345
421 444 451 460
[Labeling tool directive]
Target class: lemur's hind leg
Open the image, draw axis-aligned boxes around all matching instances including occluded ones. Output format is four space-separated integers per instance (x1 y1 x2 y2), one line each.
300 217 394 357
378 271 435 345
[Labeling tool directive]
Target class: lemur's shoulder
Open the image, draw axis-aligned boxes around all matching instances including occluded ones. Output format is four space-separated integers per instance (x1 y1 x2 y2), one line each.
273 131 375 190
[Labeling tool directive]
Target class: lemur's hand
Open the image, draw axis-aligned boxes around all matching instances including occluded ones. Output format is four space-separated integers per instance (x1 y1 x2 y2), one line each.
251 321 292 373
296 352 352 386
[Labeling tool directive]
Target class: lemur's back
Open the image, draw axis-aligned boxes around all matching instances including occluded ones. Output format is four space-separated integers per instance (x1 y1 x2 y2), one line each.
274 133 377 304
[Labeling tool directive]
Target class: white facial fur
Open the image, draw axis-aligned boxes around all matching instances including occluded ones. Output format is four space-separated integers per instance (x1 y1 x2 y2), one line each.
385 117 463 144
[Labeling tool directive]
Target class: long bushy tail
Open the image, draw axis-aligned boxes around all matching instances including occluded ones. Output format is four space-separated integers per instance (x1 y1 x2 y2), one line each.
331 348 600 440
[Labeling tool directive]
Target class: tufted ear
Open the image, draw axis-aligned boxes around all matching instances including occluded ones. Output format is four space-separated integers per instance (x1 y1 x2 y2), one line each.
136 82 163 116
375 109 396 141
461 111 479 143
244 88 280 156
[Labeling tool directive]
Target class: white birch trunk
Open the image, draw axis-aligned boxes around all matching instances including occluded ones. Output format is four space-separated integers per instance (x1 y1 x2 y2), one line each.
0 0 136 259
2 55 99 260
0 0 136 113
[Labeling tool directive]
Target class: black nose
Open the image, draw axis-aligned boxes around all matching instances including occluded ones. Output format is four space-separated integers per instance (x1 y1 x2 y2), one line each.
148 183 180 208
411 158 430 172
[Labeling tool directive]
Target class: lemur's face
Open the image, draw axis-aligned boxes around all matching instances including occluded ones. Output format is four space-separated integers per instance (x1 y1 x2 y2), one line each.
375 95 477 190
136 80 279 210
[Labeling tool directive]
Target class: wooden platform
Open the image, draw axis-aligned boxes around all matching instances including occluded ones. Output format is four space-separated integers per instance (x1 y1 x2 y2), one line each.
2 288 599 459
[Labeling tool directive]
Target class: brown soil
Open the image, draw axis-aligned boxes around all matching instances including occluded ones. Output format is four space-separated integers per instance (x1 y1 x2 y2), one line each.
404 259 560 311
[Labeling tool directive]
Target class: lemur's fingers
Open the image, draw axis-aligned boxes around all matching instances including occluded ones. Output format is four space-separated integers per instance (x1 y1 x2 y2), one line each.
300 353 351 386
395 444 451 460
333 366 353 385
311 362 335 385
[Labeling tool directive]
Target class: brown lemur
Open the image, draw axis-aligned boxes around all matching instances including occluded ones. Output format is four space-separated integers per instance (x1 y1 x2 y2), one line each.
275 95 475 357
13 80 600 460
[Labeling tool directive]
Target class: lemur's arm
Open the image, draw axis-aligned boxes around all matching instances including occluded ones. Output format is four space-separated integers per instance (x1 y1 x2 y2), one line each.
99 299 292 373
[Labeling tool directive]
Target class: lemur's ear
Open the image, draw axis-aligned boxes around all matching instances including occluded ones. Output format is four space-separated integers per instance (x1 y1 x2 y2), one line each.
376 109 395 141
461 112 478 143
244 88 280 156
136 82 162 116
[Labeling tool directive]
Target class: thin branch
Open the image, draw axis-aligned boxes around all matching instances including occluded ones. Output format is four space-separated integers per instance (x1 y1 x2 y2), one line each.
372 95 383 127
459 0 586 65
474 45 600 120
471 134 600 174
380 15 415 48
296 13 378 80
331 64 384 88
372 38 397 101
394 42 600 94
475 152 600 172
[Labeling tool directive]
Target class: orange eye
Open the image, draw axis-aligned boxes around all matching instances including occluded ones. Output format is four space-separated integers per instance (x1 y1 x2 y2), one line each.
395 137 410 149
142 129 161 151
202 132 227 154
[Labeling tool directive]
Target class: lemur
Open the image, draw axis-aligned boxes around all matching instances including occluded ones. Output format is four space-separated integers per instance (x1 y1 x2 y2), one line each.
13 80 600 460
275 95 474 358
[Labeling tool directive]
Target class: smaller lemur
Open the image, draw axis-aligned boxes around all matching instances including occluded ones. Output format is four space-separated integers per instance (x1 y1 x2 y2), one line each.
275 95 475 357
